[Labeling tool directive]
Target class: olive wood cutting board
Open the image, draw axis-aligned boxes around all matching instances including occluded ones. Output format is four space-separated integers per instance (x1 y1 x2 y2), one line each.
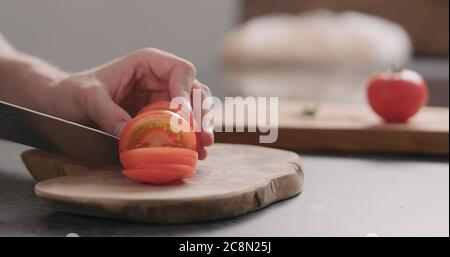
215 100 449 156
22 144 304 223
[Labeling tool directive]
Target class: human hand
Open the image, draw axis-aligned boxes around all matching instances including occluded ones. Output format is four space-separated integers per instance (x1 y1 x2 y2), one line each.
51 48 213 159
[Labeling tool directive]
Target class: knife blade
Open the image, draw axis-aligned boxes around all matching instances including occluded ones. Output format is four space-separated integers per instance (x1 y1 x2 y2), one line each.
0 100 119 164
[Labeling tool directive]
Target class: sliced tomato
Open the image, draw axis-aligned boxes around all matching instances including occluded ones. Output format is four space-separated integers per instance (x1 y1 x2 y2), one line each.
120 147 198 169
124 163 195 179
129 163 194 173
118 101 200 184
179 165 196 179
119 110 196 152
122 168 184 184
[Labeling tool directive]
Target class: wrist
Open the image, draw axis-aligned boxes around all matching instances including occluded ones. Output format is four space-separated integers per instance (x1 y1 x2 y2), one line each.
0 53 70 115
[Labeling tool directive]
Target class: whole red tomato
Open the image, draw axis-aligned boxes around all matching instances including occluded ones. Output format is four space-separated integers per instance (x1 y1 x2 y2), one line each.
367 69 428 123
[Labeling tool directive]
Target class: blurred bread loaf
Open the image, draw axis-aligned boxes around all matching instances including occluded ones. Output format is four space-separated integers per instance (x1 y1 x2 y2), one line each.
224 10 412 68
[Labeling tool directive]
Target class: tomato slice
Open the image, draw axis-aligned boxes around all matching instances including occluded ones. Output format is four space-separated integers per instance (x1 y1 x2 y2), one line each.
127 163 195 179
120 147 198 169
122 168 184 184
119 110 196 152
179 165 196 179
127 163 194 173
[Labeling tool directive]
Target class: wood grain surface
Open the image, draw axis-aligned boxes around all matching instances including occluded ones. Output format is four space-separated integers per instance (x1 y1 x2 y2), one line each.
214 100 449 156
24 144 304 223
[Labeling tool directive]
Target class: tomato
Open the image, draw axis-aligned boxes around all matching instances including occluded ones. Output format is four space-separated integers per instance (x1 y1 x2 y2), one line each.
121 148 198 183
119 110 196 152
119 101 199 184
120 147 198 169
136 101 201 152
122 168 185 184
124 163 194 176
367 69 428 123
178 165 196 179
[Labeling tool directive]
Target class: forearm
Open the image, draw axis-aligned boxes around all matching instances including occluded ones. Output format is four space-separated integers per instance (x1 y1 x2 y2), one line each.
0 34 69 115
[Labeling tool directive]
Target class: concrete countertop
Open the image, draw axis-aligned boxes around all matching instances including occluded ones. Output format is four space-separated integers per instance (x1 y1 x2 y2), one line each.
0 139 448 237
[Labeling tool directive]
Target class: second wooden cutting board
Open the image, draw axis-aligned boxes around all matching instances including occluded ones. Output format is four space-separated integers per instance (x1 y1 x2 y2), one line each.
215 100 449 156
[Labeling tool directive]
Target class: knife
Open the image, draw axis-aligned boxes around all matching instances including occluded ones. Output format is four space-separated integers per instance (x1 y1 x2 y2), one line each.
0 100 119 164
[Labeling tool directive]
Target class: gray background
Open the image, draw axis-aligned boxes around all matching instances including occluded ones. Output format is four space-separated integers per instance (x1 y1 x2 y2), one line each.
0 0 239 94
1 1 448 104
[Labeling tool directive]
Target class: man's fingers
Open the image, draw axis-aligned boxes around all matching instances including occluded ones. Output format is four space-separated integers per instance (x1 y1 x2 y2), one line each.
168 61 196 100
150 90 170 103
94 48 212 153
80 86 131 136
131 48 196 106
197 146 208 160
192 80 214 148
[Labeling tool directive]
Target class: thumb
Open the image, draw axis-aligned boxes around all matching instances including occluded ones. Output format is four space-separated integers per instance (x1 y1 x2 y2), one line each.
86 90 131 137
